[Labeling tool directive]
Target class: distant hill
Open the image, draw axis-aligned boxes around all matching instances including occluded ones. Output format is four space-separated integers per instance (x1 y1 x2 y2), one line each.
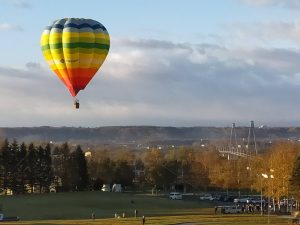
0 126 300 146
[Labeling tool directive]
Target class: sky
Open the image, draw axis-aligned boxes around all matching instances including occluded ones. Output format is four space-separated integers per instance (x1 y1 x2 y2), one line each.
1 0 300 127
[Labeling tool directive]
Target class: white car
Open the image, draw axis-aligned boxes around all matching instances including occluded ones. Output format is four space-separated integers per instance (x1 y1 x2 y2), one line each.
199 194 215 201
101 184 111 192
169 192 183 200
234 197 250 203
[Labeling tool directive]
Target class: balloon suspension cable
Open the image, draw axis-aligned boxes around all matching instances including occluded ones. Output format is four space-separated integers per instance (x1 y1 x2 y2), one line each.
74 98 80 109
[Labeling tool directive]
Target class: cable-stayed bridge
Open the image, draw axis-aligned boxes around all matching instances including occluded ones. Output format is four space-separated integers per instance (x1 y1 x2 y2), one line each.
217 121 258 159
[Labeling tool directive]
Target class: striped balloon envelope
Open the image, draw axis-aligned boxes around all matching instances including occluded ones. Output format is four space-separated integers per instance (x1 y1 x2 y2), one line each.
40 18 110 98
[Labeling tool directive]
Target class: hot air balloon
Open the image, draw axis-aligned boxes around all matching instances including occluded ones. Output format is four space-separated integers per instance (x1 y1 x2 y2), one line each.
40 18 110 108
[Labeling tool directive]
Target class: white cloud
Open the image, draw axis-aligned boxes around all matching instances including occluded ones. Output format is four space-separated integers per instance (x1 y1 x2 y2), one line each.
0 0 31 8
12 0 31 8
25 62 41 70
1 38 300 126
0 23 22 31
241 0 300 8
221 21 300 48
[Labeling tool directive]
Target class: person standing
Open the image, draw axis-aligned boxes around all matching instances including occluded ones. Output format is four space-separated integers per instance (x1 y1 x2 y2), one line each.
134 209 138 218
142 215 146 225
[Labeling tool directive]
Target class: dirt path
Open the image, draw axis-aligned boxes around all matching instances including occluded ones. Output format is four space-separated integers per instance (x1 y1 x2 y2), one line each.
174 223 198 225
174 222 223 225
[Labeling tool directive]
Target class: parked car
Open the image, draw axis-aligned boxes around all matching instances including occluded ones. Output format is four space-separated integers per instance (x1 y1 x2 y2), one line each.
247 198 265 204
199 194 215 201
101 184 111 192
223 196 237 202
169 192 183 200
112 184 122 192
234 196 265 204
221 206 242 214
234 197 251 203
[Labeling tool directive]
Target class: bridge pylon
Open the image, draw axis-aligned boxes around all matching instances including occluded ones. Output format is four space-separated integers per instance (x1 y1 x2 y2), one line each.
246 120 258 156
229 123 238 155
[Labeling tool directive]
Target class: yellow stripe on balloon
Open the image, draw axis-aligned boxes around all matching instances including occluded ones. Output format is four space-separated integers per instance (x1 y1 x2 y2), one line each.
40 18 110 97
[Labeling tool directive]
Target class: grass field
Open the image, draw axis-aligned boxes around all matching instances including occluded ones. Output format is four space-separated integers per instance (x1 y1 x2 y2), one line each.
0 191 213 220
0 192 293 224
0 214 292 225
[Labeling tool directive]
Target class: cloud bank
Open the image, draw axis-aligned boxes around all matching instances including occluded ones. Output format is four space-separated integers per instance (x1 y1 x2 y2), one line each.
1 35 300 127
241 0 300 8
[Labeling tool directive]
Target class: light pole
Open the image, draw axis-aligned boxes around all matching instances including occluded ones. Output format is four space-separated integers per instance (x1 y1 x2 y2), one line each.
252 169 263 216
262 173 268 220
269 174 274 224
269 169 275 213
262 173 274 225
260 175 263 216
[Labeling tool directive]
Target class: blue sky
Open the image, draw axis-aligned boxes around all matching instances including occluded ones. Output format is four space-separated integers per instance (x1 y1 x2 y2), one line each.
1 0 300 127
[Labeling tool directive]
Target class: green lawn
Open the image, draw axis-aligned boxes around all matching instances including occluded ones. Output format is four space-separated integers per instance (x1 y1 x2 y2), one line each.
0 192 213 220
0 192 293 224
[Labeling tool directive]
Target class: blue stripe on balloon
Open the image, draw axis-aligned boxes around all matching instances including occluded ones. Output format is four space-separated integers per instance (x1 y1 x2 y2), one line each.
52 24 64 29
64 23 106 31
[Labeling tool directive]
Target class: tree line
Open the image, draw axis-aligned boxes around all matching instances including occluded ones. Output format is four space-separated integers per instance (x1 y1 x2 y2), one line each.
0 140 135 193
1 139 300 204
0 139 53 194
86 140 300 203
0 140 89 194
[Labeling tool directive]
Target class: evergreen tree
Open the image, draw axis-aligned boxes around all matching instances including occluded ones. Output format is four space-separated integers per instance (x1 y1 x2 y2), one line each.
68 149 78 191
98 157 115 184
42 143 53 192
15 142 27 194
36 145 44 193
114 160 134 187
87 158 103 190
53 142 72 191
33 144 53 193
0 139 9 192
72 145 89 191
52 146 62 190
9 140 19 193
27 143 38 193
